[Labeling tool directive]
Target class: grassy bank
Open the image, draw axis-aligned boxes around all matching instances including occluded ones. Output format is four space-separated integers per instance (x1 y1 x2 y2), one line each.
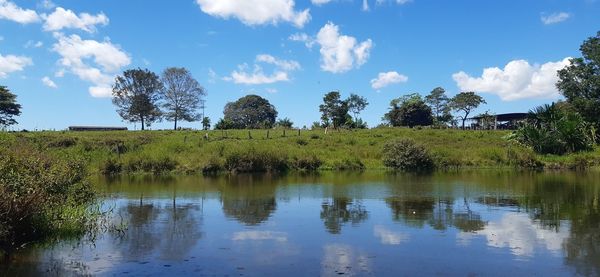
1 128 599 175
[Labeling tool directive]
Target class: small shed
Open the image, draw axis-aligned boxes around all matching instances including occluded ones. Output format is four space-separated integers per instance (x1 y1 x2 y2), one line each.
68 126 128 131
470 113 527 130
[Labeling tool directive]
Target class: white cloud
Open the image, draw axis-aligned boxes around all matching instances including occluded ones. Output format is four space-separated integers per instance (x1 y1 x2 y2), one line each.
0 53 32 78
0 0 40 24
315 22 373 73
370 71 408 89
24 40 43 48
41 76 57 88
373 225 408 245
224 54 300 85
195 0 310 28
311 0 332 5
52 33 131 97
43 7 109 33
289 32 316 48
224 64 290 85
376 0 411 5
362 0 370 11
256 54 301 71
38 0 56 10
452 58 571 101
541 12 570 25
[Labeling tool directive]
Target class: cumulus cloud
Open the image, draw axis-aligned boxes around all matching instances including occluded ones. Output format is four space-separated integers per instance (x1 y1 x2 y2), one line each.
0 0 40 24
452 58 571 101
223 54 300 85
541 12 570 25
314 22 373 73
311 0 332 5
195 0 310 28
289 32 316 48
43 7 109 33
370 71 408 90
0 53 32 78
41 76 57 88
52 33 131 97
24 40 43 48
256 54 301 71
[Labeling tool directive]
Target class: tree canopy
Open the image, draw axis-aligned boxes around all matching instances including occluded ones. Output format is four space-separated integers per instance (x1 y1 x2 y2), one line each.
384 93 434 127
160 67 206 130
319 91 351 129
347 93 369 122
557 31 600 132
112 68 163 130
0 86 21 128
425 87 451 125
222 95 278 129
450 91 486 129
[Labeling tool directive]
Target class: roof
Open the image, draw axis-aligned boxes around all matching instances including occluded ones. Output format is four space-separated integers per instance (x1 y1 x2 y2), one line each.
471 113 528 121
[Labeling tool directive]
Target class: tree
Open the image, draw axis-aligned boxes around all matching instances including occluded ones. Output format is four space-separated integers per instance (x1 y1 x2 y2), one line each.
160 67 206 130
112 68 163 130
425 87 451 125
384 93 434 127
557 31 600 133
450 92 486 129
202 117 211 130
223 95 278 129
0 86 21 128
276 117 293 129
319 91 351 129
347 93 369 122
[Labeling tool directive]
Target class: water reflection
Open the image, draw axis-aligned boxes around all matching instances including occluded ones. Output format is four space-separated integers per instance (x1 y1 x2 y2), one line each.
1 171 599 276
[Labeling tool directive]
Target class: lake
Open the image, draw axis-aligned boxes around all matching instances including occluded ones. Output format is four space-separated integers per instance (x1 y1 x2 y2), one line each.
2 171 599 276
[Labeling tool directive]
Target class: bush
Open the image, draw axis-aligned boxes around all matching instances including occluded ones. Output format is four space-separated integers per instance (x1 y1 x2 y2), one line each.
291 154 323 171
47 137 77 148
224 149 288 173
124 156 178 174
202 157 223 175
0 146 95 254
100 158 122 175
296 138 308 146
382 138 435 171
332 158 365 171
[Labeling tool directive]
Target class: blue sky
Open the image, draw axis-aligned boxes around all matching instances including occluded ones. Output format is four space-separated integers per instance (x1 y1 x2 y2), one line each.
1 0 599 130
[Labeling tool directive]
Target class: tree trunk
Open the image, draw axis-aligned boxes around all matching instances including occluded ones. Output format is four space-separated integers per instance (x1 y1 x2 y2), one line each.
174 116 178 130
461 118 466 129
141 116 145 131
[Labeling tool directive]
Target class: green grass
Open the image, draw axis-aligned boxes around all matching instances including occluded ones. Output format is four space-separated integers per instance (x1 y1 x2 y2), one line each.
1 127 599 175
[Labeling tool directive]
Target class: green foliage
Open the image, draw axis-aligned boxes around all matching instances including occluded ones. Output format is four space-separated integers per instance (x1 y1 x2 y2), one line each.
347 93 369 122
557 31 600 133
224 149 288 173
0 146 95 253
290 154 323 171
382 138 435 171
332 158 365 171
384 94 434 127
450 92 486 129
202 116 211 130
425 87 451 125
160 67 206 130
0 86 21 128
214 118 235 130
319 91 351 129
513 103 595 155
223 95 278 129
276 117 294 129
112 68 163 130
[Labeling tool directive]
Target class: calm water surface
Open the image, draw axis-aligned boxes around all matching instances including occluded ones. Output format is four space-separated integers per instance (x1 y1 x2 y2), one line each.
2 171 600 276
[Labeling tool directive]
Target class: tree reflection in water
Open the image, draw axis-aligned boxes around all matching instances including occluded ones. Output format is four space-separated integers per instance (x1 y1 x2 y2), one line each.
320 197 369 234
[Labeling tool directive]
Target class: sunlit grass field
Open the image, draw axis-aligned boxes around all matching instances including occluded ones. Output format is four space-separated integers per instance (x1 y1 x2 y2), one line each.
1 128 599 175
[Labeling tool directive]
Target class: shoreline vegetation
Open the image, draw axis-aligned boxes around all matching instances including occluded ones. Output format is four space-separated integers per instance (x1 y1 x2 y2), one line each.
2 128 599 177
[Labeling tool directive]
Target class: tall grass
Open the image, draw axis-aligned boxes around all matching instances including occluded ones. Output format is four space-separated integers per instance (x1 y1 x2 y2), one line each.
3 128 599 176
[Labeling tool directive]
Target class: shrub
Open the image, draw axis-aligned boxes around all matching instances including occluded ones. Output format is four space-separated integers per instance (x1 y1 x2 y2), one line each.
310 134 321 140
0 146 95 254
332 158 365 171
382 138 435 171
291 154 323 171
124 156 178 174
100 158 123 175
47 137 77 148
202 157 223 175
296 138 309 146
224 149 288 173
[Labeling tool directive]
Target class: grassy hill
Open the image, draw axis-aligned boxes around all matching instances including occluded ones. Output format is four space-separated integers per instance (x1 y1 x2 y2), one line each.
1 128 598 175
